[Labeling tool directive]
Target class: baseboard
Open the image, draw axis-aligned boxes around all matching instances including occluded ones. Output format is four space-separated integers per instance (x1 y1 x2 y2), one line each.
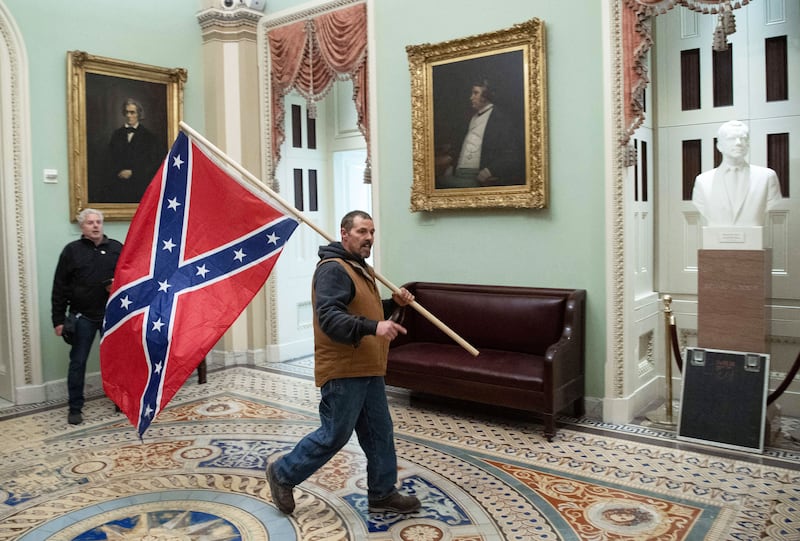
265 338 313 363
583 396 603 419
13 382 48 405
15 370 105 406
602 375 666 424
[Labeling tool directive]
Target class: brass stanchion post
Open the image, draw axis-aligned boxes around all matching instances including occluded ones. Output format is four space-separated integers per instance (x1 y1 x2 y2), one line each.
646 295 678 426
664 295 674 423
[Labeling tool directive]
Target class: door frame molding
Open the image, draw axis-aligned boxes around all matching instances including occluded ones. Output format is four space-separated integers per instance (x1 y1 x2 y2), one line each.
0 1 43 404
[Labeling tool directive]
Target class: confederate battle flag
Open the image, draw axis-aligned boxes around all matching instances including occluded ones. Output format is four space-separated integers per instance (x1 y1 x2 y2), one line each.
100 131 298 437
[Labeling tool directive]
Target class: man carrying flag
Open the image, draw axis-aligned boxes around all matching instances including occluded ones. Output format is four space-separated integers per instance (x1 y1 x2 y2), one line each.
266 210 422 515
100 131 298 437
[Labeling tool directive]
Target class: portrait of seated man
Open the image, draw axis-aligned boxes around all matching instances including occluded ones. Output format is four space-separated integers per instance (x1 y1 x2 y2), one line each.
434 78 525 190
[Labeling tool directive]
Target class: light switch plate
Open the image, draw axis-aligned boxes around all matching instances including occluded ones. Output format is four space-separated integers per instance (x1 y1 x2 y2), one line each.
43 169 58 183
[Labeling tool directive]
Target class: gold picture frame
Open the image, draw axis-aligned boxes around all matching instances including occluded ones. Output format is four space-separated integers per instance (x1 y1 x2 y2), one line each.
407 19 547 211
67 51 186 221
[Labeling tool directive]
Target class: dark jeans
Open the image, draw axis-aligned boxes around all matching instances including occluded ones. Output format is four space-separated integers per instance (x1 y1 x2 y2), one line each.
67 314 102 413
272 376 399 500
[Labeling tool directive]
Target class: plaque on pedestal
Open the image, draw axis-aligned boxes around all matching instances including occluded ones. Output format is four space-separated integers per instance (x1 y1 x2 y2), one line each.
702 226 764 250
697 250 769 354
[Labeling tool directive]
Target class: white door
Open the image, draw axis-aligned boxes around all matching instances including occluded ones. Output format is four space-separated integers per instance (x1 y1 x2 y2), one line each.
271 81 369 361
271 92 332 361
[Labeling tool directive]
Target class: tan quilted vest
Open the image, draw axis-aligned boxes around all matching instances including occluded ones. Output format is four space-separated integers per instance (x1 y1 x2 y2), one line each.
312 258 388 387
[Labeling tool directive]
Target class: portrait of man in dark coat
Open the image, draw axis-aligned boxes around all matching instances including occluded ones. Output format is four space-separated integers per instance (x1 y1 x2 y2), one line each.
104 98 163 203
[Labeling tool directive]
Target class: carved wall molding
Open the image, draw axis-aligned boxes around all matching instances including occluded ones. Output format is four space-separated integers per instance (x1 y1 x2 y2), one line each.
0 2 38 388
679 328 696 353
637 330 656 377
610 0 628 398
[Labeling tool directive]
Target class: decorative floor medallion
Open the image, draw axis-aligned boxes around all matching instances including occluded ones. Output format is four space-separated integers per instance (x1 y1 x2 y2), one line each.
489 460 702 540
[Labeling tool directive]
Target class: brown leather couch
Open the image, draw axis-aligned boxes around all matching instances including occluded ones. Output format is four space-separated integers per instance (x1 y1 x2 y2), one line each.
386 282 586 440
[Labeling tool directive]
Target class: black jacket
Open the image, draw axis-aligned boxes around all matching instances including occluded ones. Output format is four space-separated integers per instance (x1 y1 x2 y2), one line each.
51 235 123 326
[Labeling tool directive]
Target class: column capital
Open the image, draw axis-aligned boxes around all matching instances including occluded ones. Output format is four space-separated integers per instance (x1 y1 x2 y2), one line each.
197 7 261 43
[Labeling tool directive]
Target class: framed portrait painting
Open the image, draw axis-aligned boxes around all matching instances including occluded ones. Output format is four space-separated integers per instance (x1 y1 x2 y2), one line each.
67 51 186 221
407 19 547 211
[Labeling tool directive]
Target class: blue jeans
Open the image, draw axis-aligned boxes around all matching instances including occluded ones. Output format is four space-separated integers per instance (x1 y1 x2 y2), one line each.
272 376 398 500
67 314 102 413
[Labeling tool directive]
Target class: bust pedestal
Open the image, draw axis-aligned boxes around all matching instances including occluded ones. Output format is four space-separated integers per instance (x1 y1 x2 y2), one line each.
697 249 770 354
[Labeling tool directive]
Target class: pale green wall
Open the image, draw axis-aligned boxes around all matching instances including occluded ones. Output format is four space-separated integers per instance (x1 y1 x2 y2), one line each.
370 1 607 397
3 0 206 382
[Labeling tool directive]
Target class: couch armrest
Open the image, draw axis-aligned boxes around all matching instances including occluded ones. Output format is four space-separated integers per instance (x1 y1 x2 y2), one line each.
543 290 586 398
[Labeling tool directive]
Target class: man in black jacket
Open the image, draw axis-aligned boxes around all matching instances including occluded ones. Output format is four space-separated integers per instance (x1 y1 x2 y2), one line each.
52 208 122 424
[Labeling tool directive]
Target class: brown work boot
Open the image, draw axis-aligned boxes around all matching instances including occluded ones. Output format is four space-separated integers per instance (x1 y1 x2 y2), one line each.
368 491 421 514
266 461 295 514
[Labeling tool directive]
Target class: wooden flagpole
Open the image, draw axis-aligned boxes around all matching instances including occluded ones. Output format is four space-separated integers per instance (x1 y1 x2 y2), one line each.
179 122 479 357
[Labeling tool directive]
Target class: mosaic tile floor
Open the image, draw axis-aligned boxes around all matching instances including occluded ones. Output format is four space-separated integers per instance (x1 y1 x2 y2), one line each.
0 364 798 540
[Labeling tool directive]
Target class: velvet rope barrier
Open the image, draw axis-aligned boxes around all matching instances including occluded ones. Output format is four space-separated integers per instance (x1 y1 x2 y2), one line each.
661 295 677 424
669 318 683 373
665 300 800 405
768 349 800 405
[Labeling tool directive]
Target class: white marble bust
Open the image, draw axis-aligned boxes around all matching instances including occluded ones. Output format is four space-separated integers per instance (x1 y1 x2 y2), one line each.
691 120 782 227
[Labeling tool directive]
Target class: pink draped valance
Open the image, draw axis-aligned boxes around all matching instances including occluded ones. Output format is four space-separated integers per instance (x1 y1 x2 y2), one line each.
622 4 652 146
268 3 370 181
625 0 749 15
621 0 750 146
